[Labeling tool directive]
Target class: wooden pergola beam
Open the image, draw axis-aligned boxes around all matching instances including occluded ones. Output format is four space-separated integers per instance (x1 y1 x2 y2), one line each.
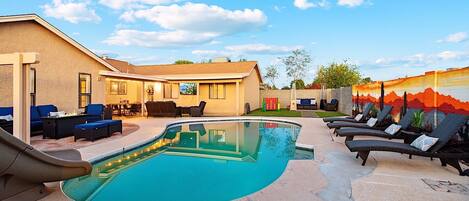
0 53 39 144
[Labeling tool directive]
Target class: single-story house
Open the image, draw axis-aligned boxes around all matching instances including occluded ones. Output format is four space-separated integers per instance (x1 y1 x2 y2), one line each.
0 14 261 116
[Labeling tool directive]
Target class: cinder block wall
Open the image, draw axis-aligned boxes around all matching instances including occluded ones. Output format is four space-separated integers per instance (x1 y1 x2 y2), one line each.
260 87 352 115
330 87 352 115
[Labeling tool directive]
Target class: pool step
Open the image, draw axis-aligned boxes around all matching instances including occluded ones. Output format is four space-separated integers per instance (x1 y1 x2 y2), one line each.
295 143 314 151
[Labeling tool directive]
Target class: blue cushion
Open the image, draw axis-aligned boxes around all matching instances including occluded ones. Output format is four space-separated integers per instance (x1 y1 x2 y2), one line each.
86 104 104 116
37 105 58 117
331 99 338 105
75 122 107 129
95 120 122 126
30 106 41 121
0 107 13 116
30 120 42 127
300 99 311 105
86 116 102 123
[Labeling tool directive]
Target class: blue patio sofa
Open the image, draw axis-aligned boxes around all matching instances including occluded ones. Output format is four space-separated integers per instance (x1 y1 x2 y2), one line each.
296 98 318 110
0 105 58 135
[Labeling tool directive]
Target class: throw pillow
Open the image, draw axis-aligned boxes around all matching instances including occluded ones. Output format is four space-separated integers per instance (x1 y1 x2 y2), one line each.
0 114 13 121
354 114 363 121
384 124 402 135
366 118 378 127
50 111 66 117
296 99 301 104
410 135 439 151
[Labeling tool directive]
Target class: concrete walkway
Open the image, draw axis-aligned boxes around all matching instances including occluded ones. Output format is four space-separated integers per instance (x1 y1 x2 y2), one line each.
40 117 469 201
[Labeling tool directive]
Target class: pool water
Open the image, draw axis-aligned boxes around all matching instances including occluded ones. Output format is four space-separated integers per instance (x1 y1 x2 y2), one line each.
63 120 302 201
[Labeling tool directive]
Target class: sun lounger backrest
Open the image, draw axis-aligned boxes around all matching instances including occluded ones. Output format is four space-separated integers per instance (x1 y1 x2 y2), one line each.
428 113 468 152
398 109 421 129
362 103 374 118
376 105 393 122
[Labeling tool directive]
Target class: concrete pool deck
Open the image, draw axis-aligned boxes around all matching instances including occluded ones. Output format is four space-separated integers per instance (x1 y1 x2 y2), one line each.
40 117 469 201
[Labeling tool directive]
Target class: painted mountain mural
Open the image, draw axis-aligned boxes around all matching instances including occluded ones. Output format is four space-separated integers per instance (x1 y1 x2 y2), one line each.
352 67 469 121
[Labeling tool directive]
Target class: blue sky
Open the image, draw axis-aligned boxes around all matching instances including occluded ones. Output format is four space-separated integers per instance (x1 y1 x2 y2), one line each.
1 0 468 87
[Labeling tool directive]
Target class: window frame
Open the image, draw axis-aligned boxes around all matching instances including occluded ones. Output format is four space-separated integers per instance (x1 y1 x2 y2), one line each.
110 81 127 95
163 83 179 99
78 73 92 108
30 68 36 106
209 83 226 99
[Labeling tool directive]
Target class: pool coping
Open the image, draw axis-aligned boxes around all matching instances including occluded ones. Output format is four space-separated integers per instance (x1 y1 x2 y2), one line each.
59 116 309 201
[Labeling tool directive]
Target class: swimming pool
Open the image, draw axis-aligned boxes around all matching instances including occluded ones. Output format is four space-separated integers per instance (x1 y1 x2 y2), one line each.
63 120 303 201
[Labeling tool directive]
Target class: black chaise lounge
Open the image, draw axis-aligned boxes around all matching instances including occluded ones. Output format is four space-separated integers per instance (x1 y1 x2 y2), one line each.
346 113 469 175
336 109 420 142
323 103 374 123
0 128 92 200
327 105 393 129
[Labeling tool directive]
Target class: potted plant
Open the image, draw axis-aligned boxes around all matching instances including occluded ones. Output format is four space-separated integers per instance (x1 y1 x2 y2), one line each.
409 110 424 133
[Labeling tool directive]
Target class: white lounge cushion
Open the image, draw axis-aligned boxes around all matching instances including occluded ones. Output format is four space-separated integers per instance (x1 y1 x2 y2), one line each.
354 114 363 121
384 124 402 135
50 111 66 117
0 114 13 121
410 135 439 151
366 118 378 127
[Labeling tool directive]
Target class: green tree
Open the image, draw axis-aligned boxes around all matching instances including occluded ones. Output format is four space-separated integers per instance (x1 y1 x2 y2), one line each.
174 60 194 64
281 86 291 90
360 77 373 84
263 65 279 89
313 60 362 88
290 79 305 89
281 49 312 88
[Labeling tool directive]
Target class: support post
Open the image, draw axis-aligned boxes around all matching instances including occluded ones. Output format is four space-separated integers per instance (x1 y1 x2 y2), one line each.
141 81 145 116
236 81 240 116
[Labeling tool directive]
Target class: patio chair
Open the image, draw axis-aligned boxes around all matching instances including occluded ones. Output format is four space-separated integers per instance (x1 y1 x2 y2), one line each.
190 101 206 117
84 104 105 122
345 113 469 175
336 109 420 141
323 103 374 123
327 105 393 129
0 128 92 200
324 99 339 111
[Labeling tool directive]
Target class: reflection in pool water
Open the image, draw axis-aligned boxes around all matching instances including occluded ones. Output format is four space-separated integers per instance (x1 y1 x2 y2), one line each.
63 121 302 201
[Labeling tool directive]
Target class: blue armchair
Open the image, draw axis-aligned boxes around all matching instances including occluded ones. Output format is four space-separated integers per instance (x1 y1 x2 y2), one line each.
84 104 105 122
37 105 58 117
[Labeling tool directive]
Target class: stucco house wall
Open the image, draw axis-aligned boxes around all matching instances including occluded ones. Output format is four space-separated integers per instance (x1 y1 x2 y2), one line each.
0 21 109 112
242 70 260 113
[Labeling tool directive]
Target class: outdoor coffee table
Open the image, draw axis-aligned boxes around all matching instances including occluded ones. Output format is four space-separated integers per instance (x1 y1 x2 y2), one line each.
41 114 88 139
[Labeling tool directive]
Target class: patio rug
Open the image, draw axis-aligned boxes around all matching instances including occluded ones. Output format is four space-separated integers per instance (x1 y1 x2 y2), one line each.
31 123 139 151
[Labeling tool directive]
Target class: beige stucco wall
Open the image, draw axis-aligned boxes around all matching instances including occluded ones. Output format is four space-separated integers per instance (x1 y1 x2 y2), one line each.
0 21 109 112
241 70 260 112
105 78 143 104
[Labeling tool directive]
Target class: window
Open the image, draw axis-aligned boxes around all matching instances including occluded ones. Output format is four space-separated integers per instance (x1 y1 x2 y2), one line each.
209 84 225 99
163 83 179 99
179 83 197 95
110 81 127 95
30 68 36 106
209 130 226 143
78 73 91 108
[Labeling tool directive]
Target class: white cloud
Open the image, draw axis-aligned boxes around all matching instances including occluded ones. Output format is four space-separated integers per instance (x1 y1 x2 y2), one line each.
107 3 267 47
337 0 365 7
294 0 329 10
103 30 218 47
437 32 467 43
225 44 302 55
98 0 178 10
373 50 469 68
437 51 469 60
120 3 267 34
42 0 101 23
192 43 302 57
